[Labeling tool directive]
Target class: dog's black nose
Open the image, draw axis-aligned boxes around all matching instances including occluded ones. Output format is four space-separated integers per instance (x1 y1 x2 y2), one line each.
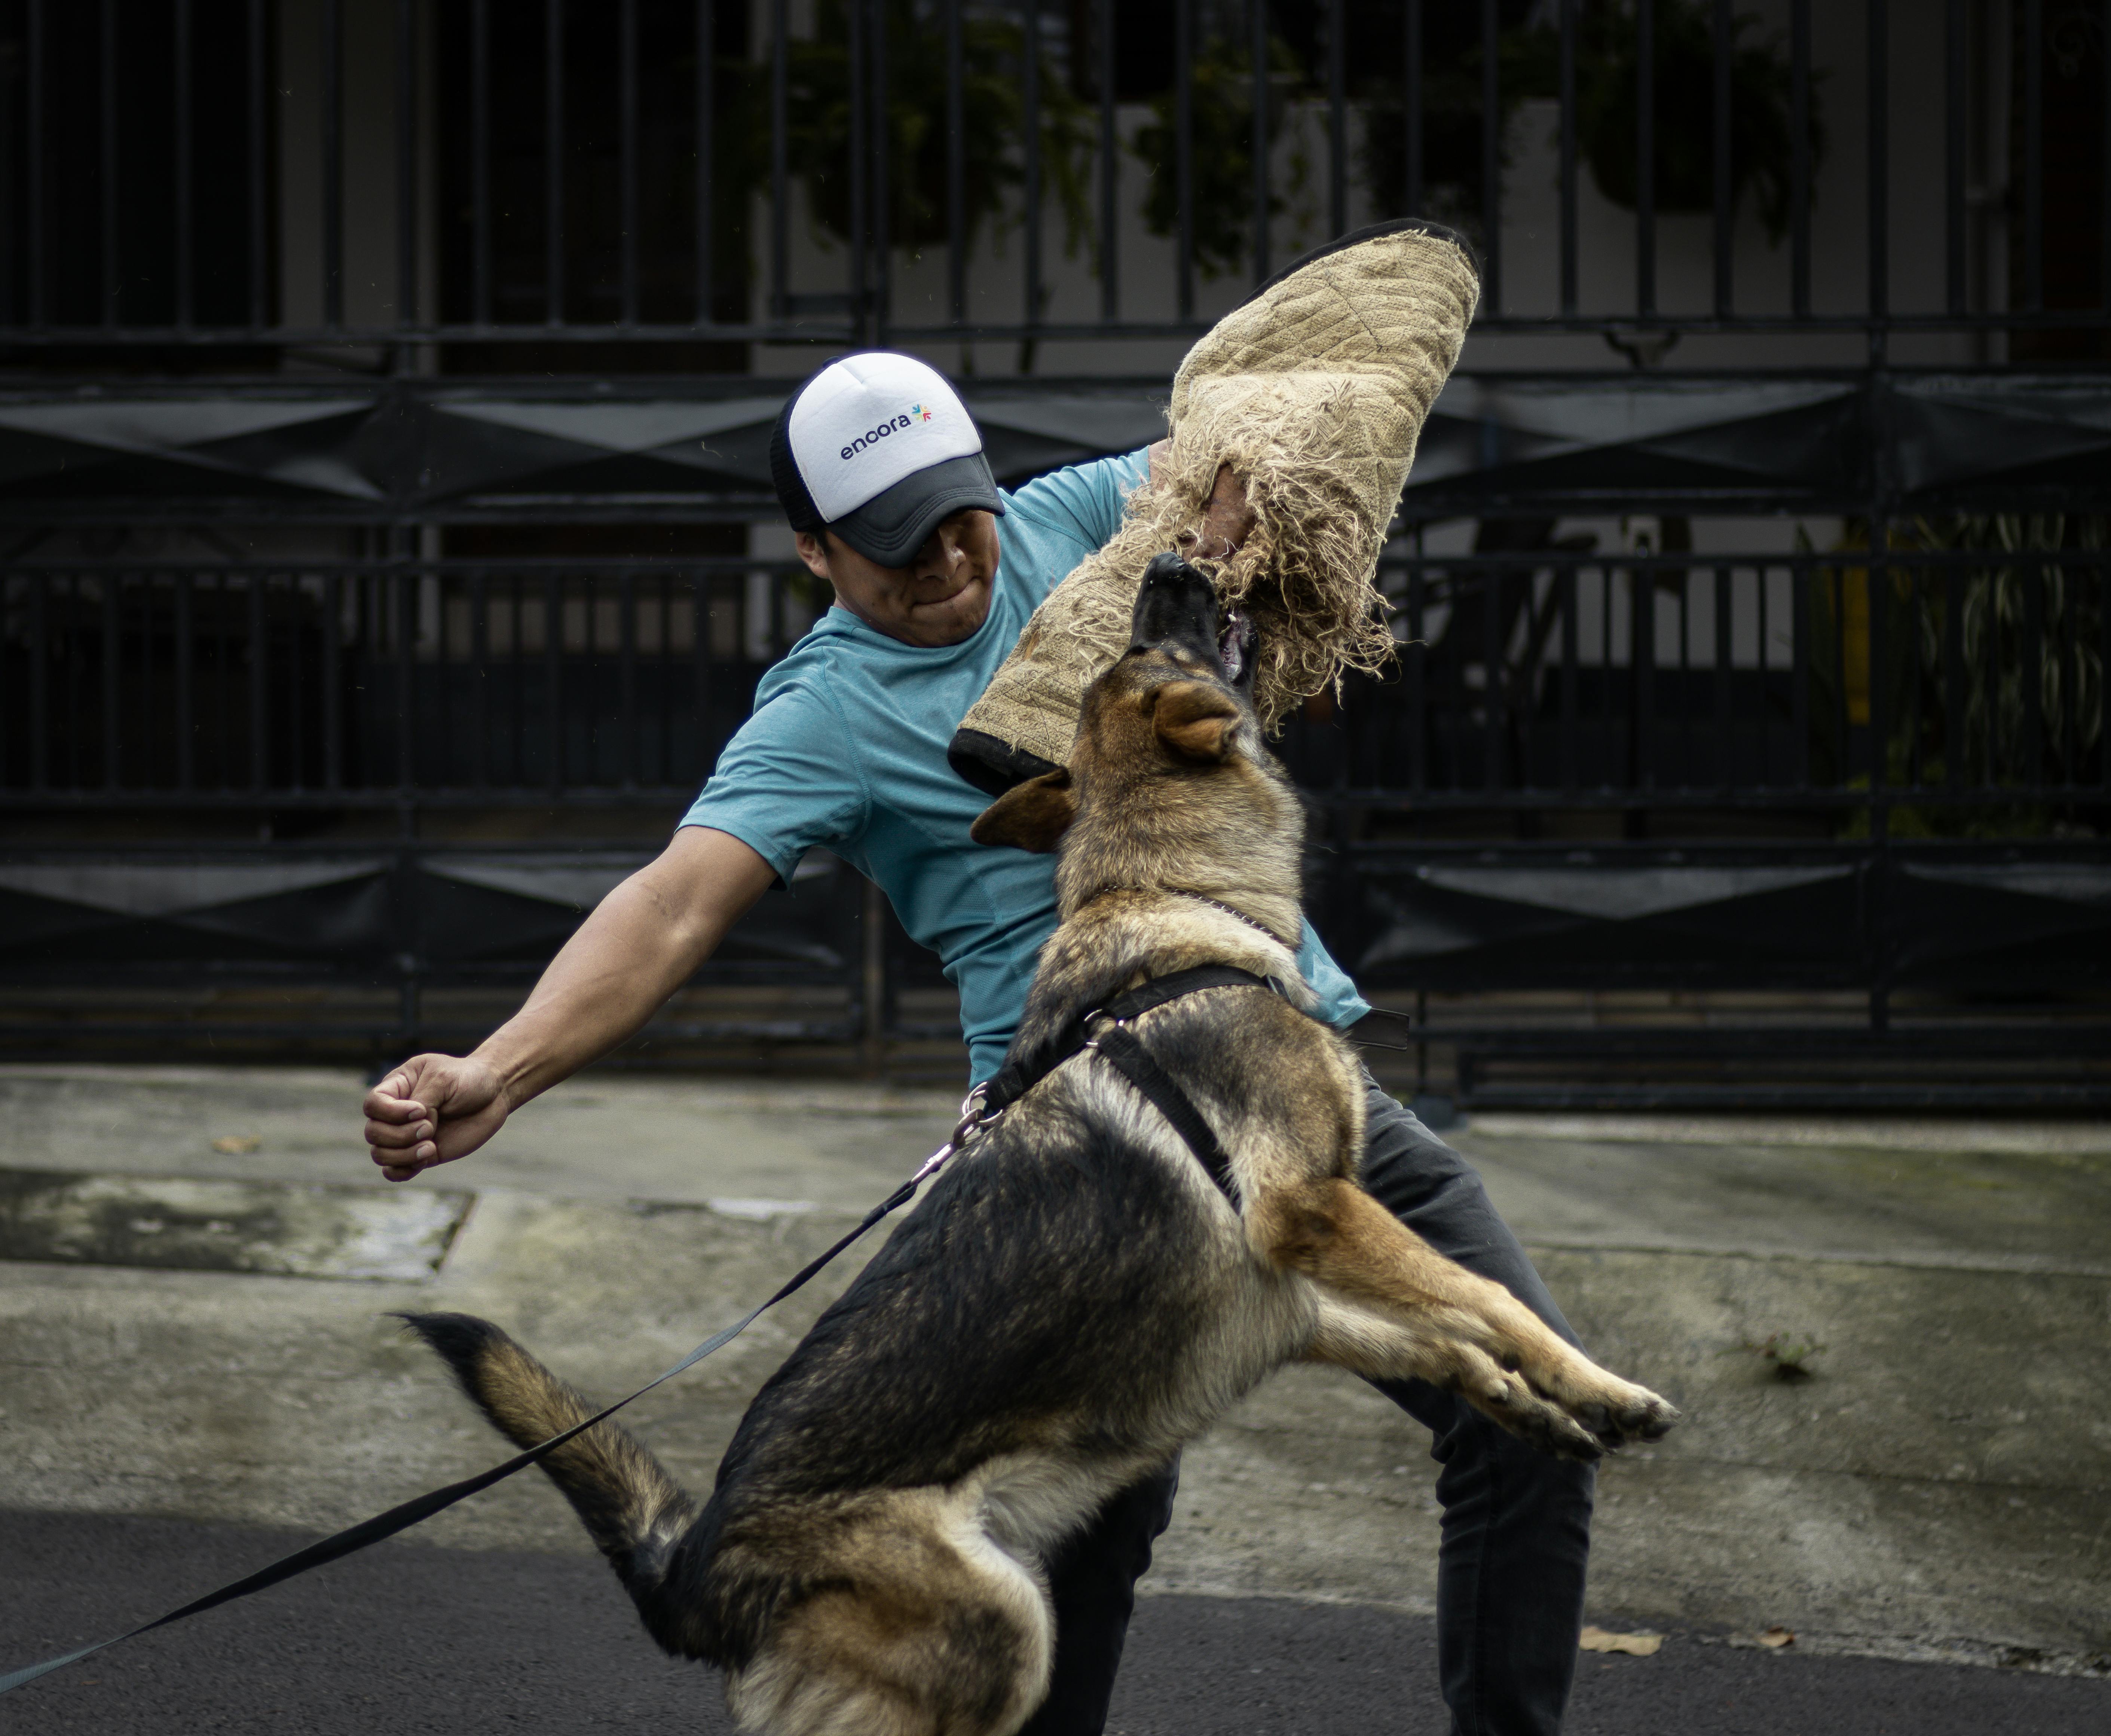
1130 552 1221 654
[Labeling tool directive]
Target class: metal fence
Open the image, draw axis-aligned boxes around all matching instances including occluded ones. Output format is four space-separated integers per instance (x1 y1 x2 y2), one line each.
0 0 2104 353
4 548 2105 815
0 0 2108 1101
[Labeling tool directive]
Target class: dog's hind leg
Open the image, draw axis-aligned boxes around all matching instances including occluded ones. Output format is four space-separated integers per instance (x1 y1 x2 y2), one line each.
1260 1182 1678 1458
728 1491 1054 1736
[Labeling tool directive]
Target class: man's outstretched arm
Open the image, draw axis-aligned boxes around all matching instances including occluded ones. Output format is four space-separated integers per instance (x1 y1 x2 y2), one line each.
361 825 777 1182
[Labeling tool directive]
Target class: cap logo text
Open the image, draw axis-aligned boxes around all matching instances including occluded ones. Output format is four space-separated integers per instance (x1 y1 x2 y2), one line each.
840 412 917 463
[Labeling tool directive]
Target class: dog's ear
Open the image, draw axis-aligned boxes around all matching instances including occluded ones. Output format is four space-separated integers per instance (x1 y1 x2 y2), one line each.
970 768 1077 853
1151 680 1241 763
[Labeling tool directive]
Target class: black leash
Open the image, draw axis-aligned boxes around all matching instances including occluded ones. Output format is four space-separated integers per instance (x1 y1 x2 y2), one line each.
0 1134 973 1699
1 966 1322 1700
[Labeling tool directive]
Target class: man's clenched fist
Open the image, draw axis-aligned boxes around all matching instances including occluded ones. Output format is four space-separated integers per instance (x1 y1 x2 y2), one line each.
363 1053 510 1182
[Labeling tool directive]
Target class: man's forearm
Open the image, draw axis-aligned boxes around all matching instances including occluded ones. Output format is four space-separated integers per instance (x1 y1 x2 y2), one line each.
472 827 774 1108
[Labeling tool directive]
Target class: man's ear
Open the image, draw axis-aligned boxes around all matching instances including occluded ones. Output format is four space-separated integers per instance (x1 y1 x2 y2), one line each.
1151 680 1241 762
970 768 1077 852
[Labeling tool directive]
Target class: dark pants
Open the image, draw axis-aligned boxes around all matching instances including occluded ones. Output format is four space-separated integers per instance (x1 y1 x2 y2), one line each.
1018 1081 1594 1736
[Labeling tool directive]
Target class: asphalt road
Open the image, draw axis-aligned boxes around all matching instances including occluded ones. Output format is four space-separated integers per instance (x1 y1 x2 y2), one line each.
2 1512 2104 1735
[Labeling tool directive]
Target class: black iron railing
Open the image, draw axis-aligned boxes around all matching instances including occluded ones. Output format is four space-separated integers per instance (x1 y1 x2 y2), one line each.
6 546 2101 821
0 1 2106 1101
0 0 2104 357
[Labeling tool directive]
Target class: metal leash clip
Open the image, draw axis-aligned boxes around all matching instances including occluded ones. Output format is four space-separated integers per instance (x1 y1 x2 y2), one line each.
948 1084 1004 1153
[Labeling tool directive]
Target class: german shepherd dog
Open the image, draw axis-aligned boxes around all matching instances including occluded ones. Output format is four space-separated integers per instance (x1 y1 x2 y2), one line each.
405 553 1676 1736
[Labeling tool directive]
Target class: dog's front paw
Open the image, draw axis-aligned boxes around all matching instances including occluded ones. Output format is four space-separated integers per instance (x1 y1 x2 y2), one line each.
1567 1378 1679 1452
1456 1349 1614 1462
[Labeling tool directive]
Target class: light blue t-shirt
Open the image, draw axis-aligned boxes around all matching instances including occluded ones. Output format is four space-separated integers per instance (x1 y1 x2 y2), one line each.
680 449 1370 1083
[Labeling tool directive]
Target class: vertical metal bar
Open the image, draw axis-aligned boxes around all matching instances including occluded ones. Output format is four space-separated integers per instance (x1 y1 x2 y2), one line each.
1868 0 1888 344
620 570 638 789
472 0 490 323
2023 0 2043 312
547 0 566 326
100 0 117 325
1791 0 1810 316
175 572 195 791
691 569 710 781
471 570 490 789
1175 0 1194 322
1942 563 1964 791
63 573 79 788
509 573 525 782
1558 0 1576 314
102 573 120 788
1944 0 1967 314
1756 563 1770 786
397 0 418 338
1868 539 1888 806
694 0 713 325
849 0 868 339
28 573 48 790
25 0 43 328
1406 553 1426 792
946 0 965 328
247 0 265 329
1251 0 1269 284
1481 0 1500 311
1022 0 1041 343
323 572 342 791
1711 0 1731 317
323 0 343 328
1677 569 1692 785
1327 0 1346 241
1983 553 2003 779
870 0 890 339
1833 567 1851 786
1904 568 1924 788
545 572 563 792
768 2 787 321
1714 567 1733 789
2022 557 2045 778
1636 0 1654 317
175 0 194 330
2103 0 2111 321
2101 561 2110 790
1559 565 1578 792
287 574 305 792
1404 0 1422 219
252 572 270 792
1601 565 1615 784
1098 0 1117 320
1482 567 1503 791
1634 567 1655 791
397 563 415 793
621 0 639 326
658 577 673 783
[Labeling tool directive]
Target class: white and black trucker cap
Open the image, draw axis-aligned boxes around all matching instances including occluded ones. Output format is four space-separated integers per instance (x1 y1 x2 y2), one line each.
769 352 1004 566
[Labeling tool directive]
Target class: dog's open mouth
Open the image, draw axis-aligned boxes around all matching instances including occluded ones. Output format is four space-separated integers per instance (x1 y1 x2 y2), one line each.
1217 608 1254 684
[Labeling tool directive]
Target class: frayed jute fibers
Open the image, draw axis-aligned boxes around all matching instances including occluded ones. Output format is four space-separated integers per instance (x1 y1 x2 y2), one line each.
951 220 1480 792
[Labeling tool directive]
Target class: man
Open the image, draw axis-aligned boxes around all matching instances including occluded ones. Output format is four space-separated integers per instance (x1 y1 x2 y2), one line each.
364 349 1594 1736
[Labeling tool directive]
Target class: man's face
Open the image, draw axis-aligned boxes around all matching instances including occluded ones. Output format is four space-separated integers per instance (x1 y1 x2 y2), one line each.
795 509 1000 648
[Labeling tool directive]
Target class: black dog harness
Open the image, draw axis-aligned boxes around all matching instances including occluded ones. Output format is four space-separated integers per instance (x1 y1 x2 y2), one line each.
957 964 1303 1206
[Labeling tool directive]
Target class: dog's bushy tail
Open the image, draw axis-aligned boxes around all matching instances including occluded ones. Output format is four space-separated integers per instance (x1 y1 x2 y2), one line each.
399 1311 716 1657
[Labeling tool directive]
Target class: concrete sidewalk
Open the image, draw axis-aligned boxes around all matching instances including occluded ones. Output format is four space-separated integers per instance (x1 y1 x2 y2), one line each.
1 1063 2107 1682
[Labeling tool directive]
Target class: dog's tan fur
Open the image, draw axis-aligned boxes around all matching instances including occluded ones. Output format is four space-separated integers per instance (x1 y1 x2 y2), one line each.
407 558 1674 1736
